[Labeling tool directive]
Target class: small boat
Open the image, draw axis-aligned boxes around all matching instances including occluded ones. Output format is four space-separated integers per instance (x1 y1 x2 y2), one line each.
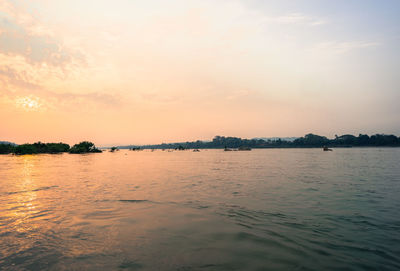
224 147 233 151
238 146 252 151
323 146 333 151
193 149 200 152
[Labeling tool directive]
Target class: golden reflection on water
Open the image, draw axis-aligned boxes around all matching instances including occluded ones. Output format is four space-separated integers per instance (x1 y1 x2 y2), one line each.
5 155 41 236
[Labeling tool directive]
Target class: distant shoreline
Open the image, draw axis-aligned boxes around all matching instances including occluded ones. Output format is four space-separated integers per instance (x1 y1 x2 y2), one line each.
2 133 400 155
117 146 400 150
117 133 400 150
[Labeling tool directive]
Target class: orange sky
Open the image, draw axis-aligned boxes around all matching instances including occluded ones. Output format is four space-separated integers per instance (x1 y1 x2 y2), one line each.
1 0 399 145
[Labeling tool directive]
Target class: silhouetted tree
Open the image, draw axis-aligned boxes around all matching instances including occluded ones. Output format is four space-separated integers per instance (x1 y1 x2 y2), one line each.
293 134 329 146
124 133 400 149
0 144 16 154
69 141 102 154
13 142 70 155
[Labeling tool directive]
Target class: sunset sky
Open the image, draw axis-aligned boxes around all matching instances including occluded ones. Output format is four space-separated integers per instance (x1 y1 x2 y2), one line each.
1 0 399 145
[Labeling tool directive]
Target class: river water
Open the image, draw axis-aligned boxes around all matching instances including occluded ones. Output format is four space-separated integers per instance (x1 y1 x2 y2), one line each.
0 148 399 270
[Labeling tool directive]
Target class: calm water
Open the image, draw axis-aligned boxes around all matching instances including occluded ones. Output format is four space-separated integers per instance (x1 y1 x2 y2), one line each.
0 148 399 270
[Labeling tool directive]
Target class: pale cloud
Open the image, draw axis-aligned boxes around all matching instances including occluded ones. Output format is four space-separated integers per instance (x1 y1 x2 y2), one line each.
53 91 122 108
140 91 181 103
0 0 55 36
0 62 122 110
264 13 326 26
311 41 380 55
0 15 79 67
1 88 122 112
226 90 251 100
0 65 40 91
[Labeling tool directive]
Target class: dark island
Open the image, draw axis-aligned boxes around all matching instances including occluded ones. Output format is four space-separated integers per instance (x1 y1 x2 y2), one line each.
0 141 102 155
69 141 102 154
119 133 400 150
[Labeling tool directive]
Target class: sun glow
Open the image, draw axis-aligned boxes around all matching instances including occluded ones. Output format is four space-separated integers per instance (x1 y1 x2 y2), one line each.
15 96 42 111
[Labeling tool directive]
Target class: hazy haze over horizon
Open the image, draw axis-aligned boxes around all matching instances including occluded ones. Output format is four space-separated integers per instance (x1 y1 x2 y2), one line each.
1 0 399 145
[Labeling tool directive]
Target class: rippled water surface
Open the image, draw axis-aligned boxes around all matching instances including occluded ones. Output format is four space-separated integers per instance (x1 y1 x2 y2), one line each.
1 148 400 270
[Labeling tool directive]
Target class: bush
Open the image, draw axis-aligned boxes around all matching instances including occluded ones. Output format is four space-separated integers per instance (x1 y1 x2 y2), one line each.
69 141 102 154
14 142 70 155
0 144 16 154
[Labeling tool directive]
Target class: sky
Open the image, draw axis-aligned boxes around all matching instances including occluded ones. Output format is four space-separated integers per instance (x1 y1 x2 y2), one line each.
0 0 399 145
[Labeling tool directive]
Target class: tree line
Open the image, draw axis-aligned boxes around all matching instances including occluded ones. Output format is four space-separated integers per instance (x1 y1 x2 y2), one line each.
0 141 102 155
2 133 399 154
124 133 400 149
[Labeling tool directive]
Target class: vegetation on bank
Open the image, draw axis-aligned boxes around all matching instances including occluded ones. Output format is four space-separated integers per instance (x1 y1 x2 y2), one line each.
0 143 16 154
1 133 400 154
69 141 102 154
110 147 119 152
121 133 400 149
0 141 102 155
14 142 71 155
